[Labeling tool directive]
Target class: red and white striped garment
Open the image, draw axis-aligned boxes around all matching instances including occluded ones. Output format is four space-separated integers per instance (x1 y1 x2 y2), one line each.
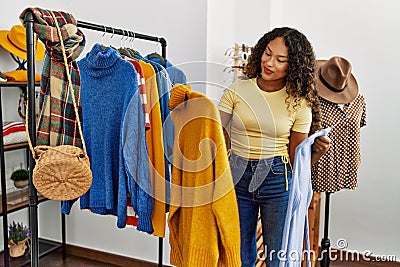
126 195 139 227
123 56 151 130
2 121 27 145
3 121 25 136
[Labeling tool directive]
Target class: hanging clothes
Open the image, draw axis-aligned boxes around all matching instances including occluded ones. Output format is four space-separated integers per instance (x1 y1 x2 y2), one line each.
123 56 151 129
62 44 153 233
311 94 367 192
19 7 86 147
280 128 329 267
124 58 168 237
138 60 168 237
120 50 170 236
134 53 173 160
134 53 174 236
167 84 241 267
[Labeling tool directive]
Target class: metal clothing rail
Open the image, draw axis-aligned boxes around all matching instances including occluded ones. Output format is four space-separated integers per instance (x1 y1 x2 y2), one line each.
24 11 167 267
77 20 167 59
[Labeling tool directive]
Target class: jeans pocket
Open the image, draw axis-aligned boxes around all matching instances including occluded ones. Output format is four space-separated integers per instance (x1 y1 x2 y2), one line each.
270 157 291 175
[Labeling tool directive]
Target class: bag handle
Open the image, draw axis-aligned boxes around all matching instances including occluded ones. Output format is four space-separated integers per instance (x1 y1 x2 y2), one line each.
25 11 87 157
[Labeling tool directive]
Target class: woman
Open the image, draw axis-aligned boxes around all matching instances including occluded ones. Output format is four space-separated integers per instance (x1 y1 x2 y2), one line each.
218 27 331 267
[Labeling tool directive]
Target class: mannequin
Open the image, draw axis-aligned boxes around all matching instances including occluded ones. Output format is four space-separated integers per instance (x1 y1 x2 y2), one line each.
311 56 367 267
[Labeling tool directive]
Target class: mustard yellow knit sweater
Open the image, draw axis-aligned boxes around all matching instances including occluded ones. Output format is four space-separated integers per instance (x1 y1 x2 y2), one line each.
139 60 167 237
167 84 241 267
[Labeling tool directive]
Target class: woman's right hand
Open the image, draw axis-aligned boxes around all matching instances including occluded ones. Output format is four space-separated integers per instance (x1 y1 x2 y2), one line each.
311 135 331 165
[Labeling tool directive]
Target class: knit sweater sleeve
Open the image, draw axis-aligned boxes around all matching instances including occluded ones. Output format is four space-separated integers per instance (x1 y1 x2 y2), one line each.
122 91 154 234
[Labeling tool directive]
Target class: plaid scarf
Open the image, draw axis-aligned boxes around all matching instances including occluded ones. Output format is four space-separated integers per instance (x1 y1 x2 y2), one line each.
20 8 86 147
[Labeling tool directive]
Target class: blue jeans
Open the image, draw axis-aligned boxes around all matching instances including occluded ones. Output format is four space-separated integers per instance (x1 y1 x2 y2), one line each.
230 153 292 267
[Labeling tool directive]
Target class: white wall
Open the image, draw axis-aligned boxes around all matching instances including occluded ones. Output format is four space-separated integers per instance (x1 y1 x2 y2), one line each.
268 0 400 260
206 0 271 104
205 0 235 103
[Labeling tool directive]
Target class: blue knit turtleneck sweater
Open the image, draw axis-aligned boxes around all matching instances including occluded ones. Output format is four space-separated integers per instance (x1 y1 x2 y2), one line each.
62 44 154 233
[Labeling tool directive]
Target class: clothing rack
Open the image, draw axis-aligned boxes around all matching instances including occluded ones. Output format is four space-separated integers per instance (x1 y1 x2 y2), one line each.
23 10 167 267
320 192 331 267
76 21 167 58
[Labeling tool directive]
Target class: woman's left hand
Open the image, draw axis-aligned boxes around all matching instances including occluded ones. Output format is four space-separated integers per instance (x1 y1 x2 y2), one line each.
311 135 331 165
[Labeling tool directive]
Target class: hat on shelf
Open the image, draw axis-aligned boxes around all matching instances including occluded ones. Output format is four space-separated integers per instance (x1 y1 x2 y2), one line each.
315 56 358 104
3 70 40 82
0 24 45 62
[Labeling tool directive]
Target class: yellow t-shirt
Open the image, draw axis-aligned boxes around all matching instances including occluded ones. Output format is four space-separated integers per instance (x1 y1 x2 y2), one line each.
218 78 311 159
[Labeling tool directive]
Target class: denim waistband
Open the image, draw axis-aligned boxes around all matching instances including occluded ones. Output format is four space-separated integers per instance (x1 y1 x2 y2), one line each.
231 153 288 168
230 153 291 192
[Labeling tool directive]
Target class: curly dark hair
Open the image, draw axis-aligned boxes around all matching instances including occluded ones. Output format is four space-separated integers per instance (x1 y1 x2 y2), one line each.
246 27 321 133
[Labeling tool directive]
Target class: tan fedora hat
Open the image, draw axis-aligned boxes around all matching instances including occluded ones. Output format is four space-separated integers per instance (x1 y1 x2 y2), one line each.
315 56 358 104
0 25 45 61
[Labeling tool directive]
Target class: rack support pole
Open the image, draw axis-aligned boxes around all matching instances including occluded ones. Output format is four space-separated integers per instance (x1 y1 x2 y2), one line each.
24 10 40 267
320 192 331 267
0 78 10 267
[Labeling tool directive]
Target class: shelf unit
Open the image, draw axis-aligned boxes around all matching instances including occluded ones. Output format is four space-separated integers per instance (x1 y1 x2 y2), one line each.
0 81 65 266
0 239 61 266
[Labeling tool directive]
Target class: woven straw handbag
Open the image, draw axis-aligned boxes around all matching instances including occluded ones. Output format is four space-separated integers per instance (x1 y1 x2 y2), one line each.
25 11 92 201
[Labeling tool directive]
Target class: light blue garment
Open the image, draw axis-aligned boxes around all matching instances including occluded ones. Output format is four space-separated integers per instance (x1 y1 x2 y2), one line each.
122 92 154 233
144 56 187 86
279 128 330 267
